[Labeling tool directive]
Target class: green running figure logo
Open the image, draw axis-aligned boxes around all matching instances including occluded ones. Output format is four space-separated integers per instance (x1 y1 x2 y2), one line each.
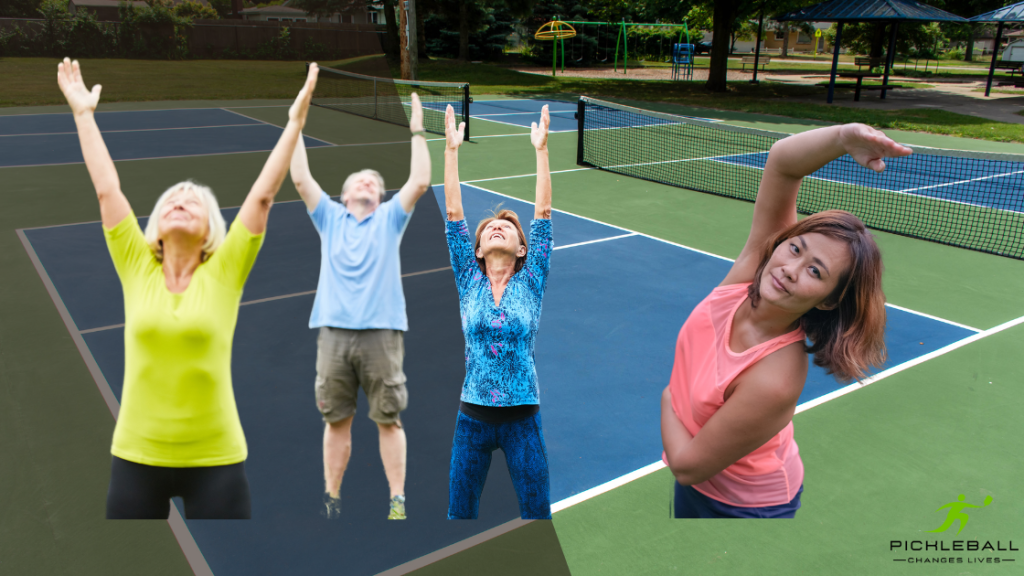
927 495 993 535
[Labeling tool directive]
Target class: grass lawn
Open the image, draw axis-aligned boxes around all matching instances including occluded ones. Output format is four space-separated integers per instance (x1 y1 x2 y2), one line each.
4 55 1023 143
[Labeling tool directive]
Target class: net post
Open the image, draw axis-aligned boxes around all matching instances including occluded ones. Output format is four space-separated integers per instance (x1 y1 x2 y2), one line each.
576 97 586 166
462 84 471 142
373 77 378 120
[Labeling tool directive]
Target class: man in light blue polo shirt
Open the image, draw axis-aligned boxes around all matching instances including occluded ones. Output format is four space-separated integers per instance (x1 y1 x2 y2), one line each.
289 95 432 520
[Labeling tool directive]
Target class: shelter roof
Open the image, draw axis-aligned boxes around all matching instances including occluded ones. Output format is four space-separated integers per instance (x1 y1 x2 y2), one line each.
971 2 1024 22
776 0 966 23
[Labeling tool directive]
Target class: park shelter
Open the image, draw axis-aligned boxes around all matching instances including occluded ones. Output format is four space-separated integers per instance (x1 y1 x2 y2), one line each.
971 1 1024 96
776 0 967 104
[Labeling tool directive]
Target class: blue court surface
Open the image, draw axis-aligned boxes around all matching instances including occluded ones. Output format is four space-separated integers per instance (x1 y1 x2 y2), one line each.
422 98 715 135
0 108 332 168
21 184 976 574
716 151 1024 213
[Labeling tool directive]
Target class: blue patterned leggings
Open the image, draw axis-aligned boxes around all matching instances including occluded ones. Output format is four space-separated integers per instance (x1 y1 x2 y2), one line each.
448 411 551 520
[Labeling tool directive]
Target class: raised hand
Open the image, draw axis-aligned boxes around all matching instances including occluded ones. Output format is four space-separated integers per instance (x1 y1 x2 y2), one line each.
531 105 550 151
838 123 912 173
445 104 465 151
57 58 101 116
410 92 424 134
288 63 319 127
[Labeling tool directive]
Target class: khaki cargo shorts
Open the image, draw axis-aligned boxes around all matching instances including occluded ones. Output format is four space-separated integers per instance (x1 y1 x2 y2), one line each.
315 327 408 425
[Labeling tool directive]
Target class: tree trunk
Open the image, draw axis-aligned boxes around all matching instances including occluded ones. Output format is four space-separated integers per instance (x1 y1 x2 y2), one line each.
382 0 399 58
706 0 741 92
781 24 789 57
965 24 976 61
458 0 469 61
417 0 428 59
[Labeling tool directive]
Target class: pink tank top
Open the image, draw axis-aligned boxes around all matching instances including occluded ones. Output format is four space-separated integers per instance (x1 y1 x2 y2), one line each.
667 282 806 507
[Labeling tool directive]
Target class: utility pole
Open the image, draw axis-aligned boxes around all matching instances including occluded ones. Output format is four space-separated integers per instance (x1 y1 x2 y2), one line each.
399 0 418 79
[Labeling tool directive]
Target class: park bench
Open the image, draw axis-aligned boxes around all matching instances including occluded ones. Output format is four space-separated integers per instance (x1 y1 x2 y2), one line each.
854 57 884 70
993 61 1023 76
741 55 770 72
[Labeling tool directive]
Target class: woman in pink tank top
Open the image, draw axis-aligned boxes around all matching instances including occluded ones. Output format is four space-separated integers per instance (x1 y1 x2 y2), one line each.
660 123 911 518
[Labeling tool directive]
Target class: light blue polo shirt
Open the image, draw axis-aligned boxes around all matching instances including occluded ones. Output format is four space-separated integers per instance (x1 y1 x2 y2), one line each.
308 190 412 331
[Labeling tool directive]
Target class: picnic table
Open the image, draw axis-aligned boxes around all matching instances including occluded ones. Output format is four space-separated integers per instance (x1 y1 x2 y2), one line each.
835 72 904 101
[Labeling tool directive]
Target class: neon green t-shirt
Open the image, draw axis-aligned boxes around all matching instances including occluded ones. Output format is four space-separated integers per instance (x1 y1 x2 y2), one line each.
104 212 264 467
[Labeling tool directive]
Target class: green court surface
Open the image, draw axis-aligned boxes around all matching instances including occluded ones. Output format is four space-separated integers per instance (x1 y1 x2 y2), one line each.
2 91 1022 576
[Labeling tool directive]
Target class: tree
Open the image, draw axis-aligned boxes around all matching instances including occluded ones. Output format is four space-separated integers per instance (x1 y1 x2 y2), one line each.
940 0 1008 61
173 0 219 20
0 0 41 18
704 0 745 91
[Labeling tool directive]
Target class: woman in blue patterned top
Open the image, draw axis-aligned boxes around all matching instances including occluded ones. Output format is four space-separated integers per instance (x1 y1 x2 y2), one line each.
443 104 553 520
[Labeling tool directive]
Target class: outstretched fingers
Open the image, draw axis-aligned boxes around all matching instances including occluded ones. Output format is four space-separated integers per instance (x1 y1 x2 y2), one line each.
409 92 424 133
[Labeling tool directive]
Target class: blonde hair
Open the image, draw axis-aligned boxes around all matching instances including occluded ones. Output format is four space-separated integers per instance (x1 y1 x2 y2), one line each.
341 169 386 203
143 180 227 263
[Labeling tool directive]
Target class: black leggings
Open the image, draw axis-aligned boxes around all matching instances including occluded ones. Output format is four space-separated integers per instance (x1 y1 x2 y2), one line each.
106 456 252 519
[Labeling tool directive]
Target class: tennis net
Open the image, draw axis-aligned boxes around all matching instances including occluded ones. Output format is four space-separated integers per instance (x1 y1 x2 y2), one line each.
312 65 470 139
576 96 1024 260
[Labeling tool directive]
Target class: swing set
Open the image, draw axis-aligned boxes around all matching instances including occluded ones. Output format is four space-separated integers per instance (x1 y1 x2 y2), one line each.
535 19 691 77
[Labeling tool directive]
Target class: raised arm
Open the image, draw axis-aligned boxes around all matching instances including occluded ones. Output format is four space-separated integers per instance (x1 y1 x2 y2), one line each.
239 63 319 235
443 104 465 221
398 93 433 213
720 124 912 286
532 105 551 220
57 58 131 229
290 131 324 213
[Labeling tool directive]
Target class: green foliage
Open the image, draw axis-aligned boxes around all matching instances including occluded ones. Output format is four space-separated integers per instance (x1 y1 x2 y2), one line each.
208 0 232 17
254 26 296 59
117 0 192 58
173 0 219 20
0 0 42 18
424 1 515 61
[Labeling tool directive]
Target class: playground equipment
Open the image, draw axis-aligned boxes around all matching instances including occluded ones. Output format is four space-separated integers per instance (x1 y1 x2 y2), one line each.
537 19 692 78
535 20 577 77
672 43 695 80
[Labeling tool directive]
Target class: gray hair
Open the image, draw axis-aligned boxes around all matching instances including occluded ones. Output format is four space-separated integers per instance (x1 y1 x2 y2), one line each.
143 180 227 262
341 169 385 202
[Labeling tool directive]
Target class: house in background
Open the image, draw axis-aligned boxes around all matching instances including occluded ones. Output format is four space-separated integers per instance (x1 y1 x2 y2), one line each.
241 5 312 22
67 0 152 21
241 0 376 23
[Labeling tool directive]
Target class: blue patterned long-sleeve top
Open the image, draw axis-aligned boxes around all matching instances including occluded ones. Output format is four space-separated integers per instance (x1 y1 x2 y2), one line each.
446 218 552 407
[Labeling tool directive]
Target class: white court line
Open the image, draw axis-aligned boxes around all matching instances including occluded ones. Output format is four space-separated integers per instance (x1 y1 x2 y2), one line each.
0 123 264 138
460 181 980 328
896 169 1024 194
0 139 390 170
555 233 638 250
473 111 577 118
463 167 594 184
705 157 1024 216
472 115 575 133
0 106 237 118
885 303 980 333
550 312 1024 514
219 107 333 147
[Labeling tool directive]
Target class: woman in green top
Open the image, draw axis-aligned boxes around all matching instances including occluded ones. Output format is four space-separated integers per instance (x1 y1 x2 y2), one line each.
57 58 320 519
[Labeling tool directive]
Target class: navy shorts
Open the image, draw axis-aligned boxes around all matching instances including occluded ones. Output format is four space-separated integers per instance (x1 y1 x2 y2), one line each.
674 482 803 518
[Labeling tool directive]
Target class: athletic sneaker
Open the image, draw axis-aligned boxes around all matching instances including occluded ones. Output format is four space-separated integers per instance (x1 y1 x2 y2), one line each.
322 492 342 519
388 495 406 520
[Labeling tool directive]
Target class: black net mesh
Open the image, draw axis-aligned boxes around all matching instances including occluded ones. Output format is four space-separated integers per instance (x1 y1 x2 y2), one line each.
577 97 1024 260
312 65 469 138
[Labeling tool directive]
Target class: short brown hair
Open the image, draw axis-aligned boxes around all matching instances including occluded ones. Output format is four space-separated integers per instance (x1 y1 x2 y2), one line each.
474 209 528 273
748 210 887 382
